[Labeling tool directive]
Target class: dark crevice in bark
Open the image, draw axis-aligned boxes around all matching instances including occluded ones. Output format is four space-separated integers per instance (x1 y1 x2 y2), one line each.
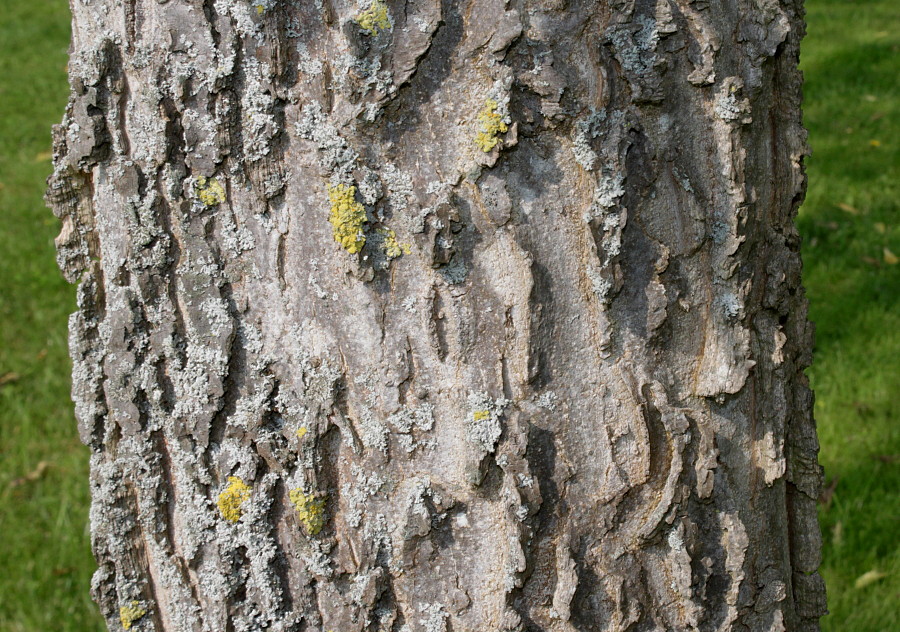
396 336 415 406
640 384 672 493
154 430 180 556
270 477 296 616
315 423 344 535
266 11 299 90
117 70 132 158
473 453 504 500
569 536 605 632
367 576 400 632
276 232 288 290
500 351 513 401
381 0 462 138
125 483 168 632
689 499 735 632
222 41 248 171
208 314 246 461
202 0 221 50
517 425 562 627
430 287 449 361
524 260 552 388
158 94 189 370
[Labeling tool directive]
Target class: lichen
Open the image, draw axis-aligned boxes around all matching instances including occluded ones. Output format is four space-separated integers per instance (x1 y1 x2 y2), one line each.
581 168 626 308
572 108 606 171
296 426 308 439
119 601 147 630
388 403 436 453
606 17 662 100
466 392 510 454
217 476 251 523
537 391 558 411
296 103 359 181
583 171 626 223
358 408 389 454
358 167 383 205
419 603 449 632
195 176 226 206
327 183 367 254
439 255 469 285
586 263 613 304
381 163 414 213
388 403 435 434
475 98 509 152
379 228 411 259
715 77 751 123
289 488 327 535
356 0 391 35
719 291 743 320
342 463 386 527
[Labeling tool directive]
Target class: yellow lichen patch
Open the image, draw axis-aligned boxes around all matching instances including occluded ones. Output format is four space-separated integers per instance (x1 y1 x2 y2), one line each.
217 476 251 523
474 99 509 152
119 601 147 630
379 228 411 259
472 410 491 422
195 176 227 206
296 426 308 439
327 183 367 254
356 0 391 35
289 488 327 535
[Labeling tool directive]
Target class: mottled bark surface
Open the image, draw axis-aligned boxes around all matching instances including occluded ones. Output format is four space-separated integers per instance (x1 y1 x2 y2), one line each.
47 0 825 630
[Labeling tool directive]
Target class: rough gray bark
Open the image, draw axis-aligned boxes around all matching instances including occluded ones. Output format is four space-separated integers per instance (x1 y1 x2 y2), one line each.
46 0 825 630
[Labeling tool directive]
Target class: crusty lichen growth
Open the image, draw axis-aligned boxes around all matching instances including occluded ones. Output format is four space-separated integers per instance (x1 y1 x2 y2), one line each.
466 392 510 454
119 601 147 630
356 0 391 35
195 176 226 206
327 183 367 254
217 476 251 523
379 228 411 259
289 488 327 535
475 99 509 152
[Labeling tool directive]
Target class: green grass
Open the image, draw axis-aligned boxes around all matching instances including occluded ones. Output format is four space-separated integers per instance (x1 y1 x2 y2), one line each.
799 1 900 630
0 1 103 630
0 1 896 630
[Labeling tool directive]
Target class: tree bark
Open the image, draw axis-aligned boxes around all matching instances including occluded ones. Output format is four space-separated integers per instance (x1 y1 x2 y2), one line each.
47 0 825 630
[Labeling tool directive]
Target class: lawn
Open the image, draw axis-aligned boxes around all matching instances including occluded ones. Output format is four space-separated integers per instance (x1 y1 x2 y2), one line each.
0 1 896 630
798 1 900 630
0 1 101 631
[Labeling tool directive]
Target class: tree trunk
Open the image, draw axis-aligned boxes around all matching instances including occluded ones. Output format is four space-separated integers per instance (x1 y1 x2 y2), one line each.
46 0 825 630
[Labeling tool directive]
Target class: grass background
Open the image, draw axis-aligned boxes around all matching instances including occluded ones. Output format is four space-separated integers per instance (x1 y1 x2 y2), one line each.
0 0 896 629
